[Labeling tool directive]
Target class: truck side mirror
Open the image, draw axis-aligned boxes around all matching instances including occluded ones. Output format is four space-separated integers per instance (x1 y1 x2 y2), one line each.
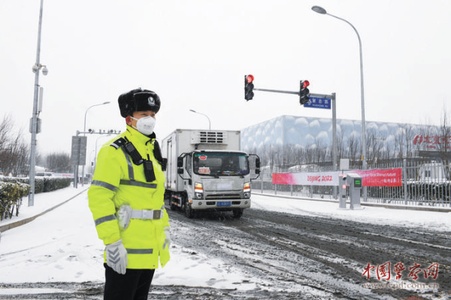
249 154 261 180
255 157 260 174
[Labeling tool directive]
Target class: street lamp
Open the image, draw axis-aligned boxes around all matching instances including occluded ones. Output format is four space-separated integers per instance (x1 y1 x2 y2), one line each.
28 0 46 207
311 6 367 172
93 133 114 173
84 102 110 134
81 101 110 185
189 109 211 130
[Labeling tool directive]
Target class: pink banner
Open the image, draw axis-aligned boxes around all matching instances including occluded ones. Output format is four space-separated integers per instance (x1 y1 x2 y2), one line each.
272 168 403 187
272 173 296 185
272 172 338 186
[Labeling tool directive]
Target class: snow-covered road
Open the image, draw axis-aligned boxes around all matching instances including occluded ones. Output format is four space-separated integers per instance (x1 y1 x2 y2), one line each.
0 187 449 299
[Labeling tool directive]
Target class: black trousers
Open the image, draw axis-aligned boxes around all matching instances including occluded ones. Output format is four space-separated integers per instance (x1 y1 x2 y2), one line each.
103 264 155 300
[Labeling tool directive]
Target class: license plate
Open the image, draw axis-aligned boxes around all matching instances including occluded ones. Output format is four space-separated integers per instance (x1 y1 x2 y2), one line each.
217 201 231 207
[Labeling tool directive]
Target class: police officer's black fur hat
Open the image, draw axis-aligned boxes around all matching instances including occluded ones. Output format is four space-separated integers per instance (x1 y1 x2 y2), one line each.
118 88 161 118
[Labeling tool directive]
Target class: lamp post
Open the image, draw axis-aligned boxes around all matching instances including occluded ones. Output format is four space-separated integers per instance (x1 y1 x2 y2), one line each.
312 6 367 198
81 101 110 185
28 0 47 207
189 109 211 130
84 102 110 135
93 133 114 173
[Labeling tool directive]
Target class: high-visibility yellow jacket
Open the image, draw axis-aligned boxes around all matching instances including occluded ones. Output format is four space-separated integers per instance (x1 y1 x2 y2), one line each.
88 126 170 269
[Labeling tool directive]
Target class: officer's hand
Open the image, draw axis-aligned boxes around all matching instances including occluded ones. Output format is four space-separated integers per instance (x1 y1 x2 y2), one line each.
106 240 127 274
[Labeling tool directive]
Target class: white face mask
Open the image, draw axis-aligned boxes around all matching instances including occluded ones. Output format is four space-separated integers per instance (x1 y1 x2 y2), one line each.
131 116 156 135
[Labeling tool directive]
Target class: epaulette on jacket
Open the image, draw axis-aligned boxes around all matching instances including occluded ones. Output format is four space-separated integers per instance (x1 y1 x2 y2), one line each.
111 137 144 165
111 137 127 149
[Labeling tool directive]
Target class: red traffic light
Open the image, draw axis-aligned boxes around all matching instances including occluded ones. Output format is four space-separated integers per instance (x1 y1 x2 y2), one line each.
244 75 255 101
299 80 310 105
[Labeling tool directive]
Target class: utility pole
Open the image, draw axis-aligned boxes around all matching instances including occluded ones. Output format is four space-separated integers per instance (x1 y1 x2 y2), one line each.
28 0 47 206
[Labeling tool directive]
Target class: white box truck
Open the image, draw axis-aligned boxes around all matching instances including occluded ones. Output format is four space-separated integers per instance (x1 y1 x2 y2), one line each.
161 129 260 218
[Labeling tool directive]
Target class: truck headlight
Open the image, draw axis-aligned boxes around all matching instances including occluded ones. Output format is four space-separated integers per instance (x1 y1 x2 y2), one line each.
243 182 251 198
194 182 203 199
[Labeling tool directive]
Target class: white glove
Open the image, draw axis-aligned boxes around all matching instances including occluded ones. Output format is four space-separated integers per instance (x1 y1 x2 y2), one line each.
106 240 127 274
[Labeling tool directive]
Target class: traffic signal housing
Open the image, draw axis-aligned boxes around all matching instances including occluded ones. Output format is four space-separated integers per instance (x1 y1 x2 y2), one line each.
299 80 310 105
244 75 254 101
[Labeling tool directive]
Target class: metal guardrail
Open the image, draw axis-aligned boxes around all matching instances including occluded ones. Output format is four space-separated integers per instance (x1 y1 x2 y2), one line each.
252 159 451 208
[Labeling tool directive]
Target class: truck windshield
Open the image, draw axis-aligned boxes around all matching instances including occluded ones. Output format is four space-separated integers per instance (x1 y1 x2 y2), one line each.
193 152 249 176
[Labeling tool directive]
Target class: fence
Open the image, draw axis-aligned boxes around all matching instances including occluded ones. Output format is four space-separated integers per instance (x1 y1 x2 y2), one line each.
251 159 451 207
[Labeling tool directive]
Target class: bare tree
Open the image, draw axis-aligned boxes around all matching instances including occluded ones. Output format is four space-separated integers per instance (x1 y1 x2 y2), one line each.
346 134 360 167
313 138 328 164
0 115 29 176
394 126 406 159
403 124 417 158
45 152 71 173
15 142 29 175
366 130 384 166
283 144 298 167
271 144 284 171
438 108 451 154
0 115 12 152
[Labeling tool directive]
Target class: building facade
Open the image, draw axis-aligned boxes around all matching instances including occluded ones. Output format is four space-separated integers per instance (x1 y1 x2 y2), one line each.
241 115 447 169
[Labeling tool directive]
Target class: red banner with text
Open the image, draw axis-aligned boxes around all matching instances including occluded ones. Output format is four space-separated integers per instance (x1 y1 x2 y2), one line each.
272 168 402 187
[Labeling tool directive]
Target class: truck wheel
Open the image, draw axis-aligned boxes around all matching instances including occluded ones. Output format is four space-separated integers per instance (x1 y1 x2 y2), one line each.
185 204 194 218
232 209 243 219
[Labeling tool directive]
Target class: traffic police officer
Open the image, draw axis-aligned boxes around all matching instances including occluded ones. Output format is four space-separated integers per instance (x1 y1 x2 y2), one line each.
88 88 170 300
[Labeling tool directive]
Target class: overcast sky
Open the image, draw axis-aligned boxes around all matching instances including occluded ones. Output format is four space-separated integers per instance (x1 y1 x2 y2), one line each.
1 0 451 160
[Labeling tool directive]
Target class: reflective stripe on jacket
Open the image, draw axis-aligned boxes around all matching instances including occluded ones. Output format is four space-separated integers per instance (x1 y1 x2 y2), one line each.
88 126 170 269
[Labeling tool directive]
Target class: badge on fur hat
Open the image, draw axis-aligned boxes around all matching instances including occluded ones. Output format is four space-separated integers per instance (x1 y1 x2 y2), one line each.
148 96 156 106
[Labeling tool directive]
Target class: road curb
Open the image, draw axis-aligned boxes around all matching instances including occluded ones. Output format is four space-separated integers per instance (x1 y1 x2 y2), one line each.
0 188 88 233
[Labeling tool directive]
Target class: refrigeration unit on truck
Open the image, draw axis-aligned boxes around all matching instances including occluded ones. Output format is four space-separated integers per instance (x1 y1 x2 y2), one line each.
162 129 260 218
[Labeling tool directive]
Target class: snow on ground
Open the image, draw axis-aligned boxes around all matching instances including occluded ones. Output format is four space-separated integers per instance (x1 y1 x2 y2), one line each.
0 187 255 290
252 193 451 232
0 186 449 293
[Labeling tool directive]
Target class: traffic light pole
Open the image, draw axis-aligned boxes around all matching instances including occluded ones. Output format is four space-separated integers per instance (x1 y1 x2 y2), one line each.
253 87 299 96
310 92 338 199
244 75 338 197
252 86 338 199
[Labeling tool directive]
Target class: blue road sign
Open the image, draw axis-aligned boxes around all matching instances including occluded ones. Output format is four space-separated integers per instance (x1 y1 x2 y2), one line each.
304 96 331 109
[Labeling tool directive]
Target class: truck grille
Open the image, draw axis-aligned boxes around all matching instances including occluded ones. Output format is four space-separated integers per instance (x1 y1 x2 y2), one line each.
205 193 241 200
